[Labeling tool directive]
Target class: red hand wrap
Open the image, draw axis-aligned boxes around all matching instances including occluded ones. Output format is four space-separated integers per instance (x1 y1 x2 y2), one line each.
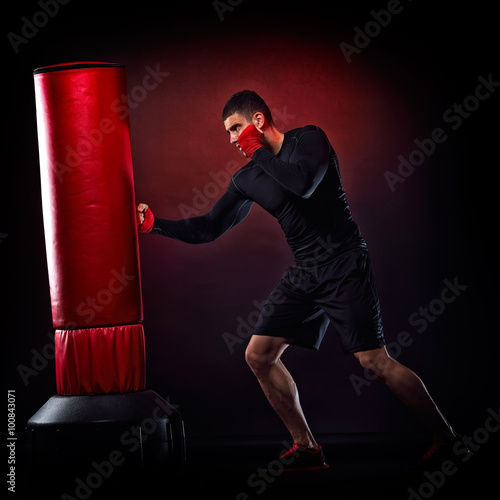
138 207 154 233
237 125 264 159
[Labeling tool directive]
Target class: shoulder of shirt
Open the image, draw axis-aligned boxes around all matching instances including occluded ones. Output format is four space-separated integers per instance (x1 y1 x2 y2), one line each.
230 161 256 197
287 125 333 155
286 124 324 139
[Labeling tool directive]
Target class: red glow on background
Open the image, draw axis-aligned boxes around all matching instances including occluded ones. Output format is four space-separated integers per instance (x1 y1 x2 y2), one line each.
120 30 431 435
131 32 426 228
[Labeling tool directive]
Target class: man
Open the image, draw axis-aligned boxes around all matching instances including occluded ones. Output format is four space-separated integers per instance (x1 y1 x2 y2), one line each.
137 90 462 471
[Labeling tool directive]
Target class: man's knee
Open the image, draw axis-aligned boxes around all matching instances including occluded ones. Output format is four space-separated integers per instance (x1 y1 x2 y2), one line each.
245 348 262 374
245 336 288 376
245 345 275 375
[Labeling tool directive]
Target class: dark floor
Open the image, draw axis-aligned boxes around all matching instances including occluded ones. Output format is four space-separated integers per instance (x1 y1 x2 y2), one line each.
16 432 498 500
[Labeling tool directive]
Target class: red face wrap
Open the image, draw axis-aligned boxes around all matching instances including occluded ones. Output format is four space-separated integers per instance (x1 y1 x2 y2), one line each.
237 124 264 159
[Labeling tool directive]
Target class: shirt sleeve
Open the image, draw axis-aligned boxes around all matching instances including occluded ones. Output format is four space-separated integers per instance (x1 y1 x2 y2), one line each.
251 126 330 199
151 180 253 244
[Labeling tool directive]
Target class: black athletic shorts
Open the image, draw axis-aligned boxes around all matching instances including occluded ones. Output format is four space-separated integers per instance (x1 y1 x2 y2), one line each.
254 248 386 353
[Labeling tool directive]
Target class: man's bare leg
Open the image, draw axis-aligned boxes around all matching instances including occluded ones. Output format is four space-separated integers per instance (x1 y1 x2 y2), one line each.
245 335 318 449
246 336 455 453
354 347 456 444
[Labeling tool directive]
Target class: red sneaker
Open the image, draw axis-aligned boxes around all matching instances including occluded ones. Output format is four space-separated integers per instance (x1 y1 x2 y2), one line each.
260 443 329 472
419 435 473 470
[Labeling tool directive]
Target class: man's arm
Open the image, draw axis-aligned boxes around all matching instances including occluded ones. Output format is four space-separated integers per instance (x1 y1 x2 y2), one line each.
137 181 253 244
253 127 330 199
239 125 331 199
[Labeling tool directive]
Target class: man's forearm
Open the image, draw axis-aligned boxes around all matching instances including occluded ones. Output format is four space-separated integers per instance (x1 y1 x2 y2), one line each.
145 179 253 244
152 215 219 244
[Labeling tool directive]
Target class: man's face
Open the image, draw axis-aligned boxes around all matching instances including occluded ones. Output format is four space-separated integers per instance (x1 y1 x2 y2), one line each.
223 112 251 155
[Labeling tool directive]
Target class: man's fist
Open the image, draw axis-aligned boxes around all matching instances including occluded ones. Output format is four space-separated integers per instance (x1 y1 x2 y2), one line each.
237 124 264 159
136 203 154 233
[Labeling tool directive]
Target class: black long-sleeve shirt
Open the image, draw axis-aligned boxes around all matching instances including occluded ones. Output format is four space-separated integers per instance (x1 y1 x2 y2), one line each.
152 125 366 264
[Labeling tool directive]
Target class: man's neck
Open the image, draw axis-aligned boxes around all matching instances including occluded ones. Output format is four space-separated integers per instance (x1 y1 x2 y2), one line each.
263 125 285 155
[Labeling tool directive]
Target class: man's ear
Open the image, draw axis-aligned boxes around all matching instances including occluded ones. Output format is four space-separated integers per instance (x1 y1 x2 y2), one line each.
252 112 266 133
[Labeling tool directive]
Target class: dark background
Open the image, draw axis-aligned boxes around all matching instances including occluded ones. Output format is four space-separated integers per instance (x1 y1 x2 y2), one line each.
3 0 498 450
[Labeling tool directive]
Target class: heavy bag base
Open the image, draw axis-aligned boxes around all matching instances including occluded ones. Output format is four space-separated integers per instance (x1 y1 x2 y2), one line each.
26 390 185 489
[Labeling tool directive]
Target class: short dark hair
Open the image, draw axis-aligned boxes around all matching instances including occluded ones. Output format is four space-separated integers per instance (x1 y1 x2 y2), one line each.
222 90 273 123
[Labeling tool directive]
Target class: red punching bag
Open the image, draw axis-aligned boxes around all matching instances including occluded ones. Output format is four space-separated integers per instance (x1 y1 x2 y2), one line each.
34 62 145 395
28 63 185 486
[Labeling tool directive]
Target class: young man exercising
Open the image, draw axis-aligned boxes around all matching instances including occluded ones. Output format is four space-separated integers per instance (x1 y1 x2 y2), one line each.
137 90 463 470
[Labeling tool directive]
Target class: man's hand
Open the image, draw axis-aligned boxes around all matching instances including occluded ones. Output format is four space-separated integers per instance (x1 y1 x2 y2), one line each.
136 203 154 233
237 124 264 159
